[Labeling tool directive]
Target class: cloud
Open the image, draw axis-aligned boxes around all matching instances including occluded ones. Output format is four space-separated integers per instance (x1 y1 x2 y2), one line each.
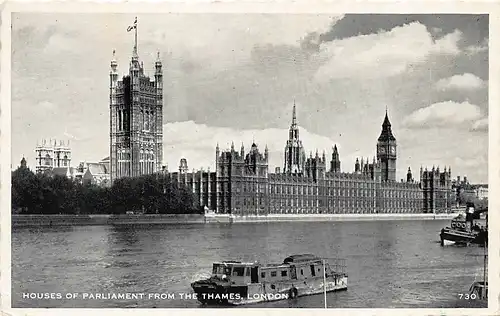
403 101 483 128
464 38 488 55
435 73 485 91
39 101 56 109
470 118 488 132
163 121 340 171
314 22 462 81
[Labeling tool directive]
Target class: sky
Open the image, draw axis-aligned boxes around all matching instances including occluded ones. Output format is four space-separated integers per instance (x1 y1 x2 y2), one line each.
11 13 489 183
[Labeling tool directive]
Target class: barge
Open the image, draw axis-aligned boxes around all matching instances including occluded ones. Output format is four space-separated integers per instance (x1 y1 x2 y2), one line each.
191 254 347 306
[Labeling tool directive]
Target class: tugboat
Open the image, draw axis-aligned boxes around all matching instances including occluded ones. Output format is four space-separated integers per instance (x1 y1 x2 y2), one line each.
440 207 487 246
191 254 347 306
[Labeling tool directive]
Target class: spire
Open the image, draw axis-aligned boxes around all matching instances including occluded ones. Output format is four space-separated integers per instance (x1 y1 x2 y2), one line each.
333 144 338 154
378 109 396 142
292 100 297 127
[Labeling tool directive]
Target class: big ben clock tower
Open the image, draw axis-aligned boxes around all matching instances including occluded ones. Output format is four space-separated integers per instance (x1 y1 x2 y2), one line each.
376 110 397 182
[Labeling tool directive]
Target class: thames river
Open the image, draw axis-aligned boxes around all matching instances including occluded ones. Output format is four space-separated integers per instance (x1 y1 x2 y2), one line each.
12 220 487 308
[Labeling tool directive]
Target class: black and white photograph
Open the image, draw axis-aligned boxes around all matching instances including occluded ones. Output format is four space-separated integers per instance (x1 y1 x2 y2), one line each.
2 2 498 313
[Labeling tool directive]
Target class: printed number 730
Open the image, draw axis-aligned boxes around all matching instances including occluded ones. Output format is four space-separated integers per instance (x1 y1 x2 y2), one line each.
458 293 478 300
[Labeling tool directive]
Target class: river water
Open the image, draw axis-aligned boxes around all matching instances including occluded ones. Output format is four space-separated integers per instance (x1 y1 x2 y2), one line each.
12 220 487 308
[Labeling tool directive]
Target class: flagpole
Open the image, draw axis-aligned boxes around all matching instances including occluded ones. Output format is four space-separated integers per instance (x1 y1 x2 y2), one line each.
323 259 327 308
134 17 138 55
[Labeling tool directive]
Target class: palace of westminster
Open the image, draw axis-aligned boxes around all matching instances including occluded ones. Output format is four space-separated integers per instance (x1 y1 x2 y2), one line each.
34 28 454 215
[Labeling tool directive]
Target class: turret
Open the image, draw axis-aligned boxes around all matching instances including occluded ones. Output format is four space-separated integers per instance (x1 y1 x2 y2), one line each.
406 167 412 182
240 143 245 157
355 158 360 173
20 157 27 169
330 144 341 173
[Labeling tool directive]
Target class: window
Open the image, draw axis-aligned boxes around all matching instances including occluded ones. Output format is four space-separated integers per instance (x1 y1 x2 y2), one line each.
261 272 266 278
300 269 303 275
281 271 287 277
271 271 277 277
246 268 250 277
232 267 245 277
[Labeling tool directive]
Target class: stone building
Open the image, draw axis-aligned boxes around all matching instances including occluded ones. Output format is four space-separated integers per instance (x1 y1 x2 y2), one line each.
109 22 163 183
34 139 71 174
167 107 453 215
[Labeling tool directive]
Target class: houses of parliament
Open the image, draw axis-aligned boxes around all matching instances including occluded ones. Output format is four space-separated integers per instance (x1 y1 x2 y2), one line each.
109 24 453 215
168 106 453 215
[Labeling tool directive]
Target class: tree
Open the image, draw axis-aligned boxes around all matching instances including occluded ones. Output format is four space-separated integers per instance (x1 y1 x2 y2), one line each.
12 168 201 215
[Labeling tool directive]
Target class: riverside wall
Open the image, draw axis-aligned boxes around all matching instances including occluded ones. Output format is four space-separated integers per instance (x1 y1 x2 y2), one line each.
11 212 459 228
11 214 206 228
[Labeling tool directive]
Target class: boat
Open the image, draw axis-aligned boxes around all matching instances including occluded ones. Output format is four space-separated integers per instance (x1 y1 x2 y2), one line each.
190 254 347 306
439 208 487 246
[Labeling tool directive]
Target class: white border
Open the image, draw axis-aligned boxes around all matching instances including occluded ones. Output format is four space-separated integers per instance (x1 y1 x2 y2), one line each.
1 1 499 316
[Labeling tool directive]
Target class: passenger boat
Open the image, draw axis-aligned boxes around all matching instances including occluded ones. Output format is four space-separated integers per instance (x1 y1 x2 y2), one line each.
190 254 347 306
439 209 487 246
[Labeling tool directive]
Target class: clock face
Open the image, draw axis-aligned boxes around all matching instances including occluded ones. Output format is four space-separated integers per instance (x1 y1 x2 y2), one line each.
390 146 396 154
379 147 386 154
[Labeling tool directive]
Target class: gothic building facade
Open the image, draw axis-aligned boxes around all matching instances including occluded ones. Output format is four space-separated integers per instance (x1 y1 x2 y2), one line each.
109 36 163 183
34 139 71 174
169 107 453 215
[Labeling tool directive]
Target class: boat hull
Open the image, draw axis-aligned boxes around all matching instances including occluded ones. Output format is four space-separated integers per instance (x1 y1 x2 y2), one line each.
440 228 487 246
192 275 347 306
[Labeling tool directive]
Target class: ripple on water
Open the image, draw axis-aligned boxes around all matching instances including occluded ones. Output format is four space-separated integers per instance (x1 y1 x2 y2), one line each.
12 220 488 308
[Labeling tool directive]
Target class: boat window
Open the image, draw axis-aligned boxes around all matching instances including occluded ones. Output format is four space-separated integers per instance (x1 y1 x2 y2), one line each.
233 267 245 277
310 265 316 277
213 264 231 275
246 268 251 276
271 271 277 277
261 272 266 278
300 269 303 275
281 271 287 277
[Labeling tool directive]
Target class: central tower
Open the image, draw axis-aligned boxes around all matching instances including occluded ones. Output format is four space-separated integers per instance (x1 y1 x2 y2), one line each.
376 110 397 182
109 17 164 183
283 103 306 175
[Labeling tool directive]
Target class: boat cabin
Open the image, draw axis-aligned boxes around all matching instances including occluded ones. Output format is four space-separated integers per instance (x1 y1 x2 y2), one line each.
211 255 345 286
212 261 260 285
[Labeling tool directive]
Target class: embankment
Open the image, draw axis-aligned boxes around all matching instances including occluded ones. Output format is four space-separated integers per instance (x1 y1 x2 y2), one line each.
205 213 459 223
12 212 458 228
11 214 205 228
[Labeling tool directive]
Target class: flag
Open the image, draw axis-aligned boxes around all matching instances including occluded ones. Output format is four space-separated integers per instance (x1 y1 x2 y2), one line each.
127 17 137 32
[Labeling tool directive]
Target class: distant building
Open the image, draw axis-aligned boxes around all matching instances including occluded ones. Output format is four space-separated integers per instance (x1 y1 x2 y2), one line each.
50 166 78 179
20 157 27 169
473 184 488 200
167 108 453 214
82 163 111 187
76 160 111 187
34 139 71 174
109 23 163 183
